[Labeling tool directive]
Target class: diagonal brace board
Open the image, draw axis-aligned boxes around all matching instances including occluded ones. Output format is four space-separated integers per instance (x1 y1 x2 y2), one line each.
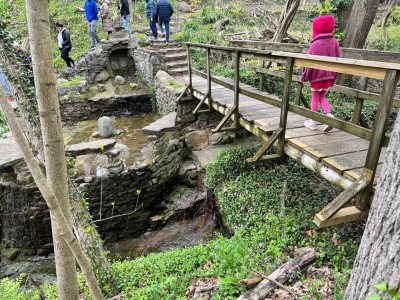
212 104 238 132
246 128 283 164
313 177 370 227
192 91 211 114
177 85 190 102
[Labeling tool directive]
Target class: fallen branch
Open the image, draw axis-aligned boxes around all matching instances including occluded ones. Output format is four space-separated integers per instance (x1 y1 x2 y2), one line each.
239 277 262 288
213 18 229 32
29 278 45 300
236 250 316 300
198 285 219 292
224 31 246 36
252 268 295 298
281 180 287 238
91 203 143 224
106 293 132 300
75 6 85 12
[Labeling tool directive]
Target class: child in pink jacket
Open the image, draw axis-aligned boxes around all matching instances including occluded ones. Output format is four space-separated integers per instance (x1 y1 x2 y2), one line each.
301 15 340 132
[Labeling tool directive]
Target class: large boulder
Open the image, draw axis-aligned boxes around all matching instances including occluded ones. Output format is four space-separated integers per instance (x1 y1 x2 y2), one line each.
179 2 192 13
154 70 175 89
95 69 110 83
185 131 209 151
209 132 235 145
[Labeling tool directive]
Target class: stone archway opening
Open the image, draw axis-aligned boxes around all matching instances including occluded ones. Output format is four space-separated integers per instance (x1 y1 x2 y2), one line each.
109 49 130 74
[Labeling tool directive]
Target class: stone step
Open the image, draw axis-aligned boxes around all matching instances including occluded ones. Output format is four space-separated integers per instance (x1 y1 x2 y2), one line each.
168 67 188 75
165 48 185 55
167 61 188 70
151 42 181 48
165 53 188 62
152 39 176 44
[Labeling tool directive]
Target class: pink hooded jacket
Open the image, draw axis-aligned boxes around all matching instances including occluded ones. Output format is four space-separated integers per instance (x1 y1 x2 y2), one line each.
301 15 340 86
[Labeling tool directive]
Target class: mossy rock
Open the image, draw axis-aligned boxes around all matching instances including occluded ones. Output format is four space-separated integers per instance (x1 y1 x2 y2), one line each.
7 249 19 260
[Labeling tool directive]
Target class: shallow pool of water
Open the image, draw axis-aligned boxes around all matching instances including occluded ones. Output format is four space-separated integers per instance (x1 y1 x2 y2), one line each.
64 115 159 176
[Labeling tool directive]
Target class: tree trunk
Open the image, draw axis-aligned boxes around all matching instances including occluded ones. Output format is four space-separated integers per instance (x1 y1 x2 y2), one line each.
0 88 104 300
25 0 79 298
381 0 396 51
129 0 133 21
272 0 300 43
336 0 380 84
344 111 400 299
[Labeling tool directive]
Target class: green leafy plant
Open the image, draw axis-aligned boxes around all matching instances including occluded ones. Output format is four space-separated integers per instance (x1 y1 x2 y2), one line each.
367 282 400 300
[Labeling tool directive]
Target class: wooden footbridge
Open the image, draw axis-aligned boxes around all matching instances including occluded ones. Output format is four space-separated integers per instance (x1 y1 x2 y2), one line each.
178 40 400 228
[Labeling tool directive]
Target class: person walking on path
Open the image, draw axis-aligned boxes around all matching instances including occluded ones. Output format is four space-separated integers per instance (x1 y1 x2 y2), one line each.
85 0 101 50
0 69 12 102
13 41 35 85
155 0 174 44
146 0 157 40
56 22 75 68
119 0 132 35
99 0 113 38
301 15 340 133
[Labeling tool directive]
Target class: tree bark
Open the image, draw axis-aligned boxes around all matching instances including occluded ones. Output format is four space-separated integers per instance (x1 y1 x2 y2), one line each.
24 0 79 298
272 0 300 43
344 110 400 298
336 0 380 84
381 0 396 51
0 86 104 300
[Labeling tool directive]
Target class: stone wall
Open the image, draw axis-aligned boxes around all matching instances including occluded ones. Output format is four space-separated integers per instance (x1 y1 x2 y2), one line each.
154 71 186 116
59 93 153 121
133 48 166 86
0 119 189 254
0 177 52 256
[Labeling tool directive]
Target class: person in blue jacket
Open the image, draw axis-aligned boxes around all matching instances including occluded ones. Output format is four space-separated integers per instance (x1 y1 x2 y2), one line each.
146 0 157 40
155 0 174 44
85 0 101 50
0 69 11 102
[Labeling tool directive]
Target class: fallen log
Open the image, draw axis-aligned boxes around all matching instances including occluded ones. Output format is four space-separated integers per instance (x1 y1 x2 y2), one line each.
213 18 229 32
239 277 262 288
236 250 316 300
75 6 85 12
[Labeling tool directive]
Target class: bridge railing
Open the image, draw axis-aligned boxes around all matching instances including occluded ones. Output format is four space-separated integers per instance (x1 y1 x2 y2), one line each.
180 42 400 228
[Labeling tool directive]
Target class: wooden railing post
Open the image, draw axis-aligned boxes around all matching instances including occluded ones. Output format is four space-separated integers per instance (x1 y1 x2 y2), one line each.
295 67 304 106
259 60 265 92
234 50 240 128
356 70 399 211
207 47 212 110
277 57 295 157
187 44 193 99
352 76 369 127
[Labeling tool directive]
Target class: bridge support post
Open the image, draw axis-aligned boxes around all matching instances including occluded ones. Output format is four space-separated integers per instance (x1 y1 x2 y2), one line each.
193 48 213 114
356 69 400 211
352 77 369 129
177 45 193 103
246 57 294 164
259 60 265 92
212 51 241 132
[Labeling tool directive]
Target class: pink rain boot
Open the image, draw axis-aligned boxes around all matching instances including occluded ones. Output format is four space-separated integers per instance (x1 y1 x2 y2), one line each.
323 113 334 132
304 119 317 131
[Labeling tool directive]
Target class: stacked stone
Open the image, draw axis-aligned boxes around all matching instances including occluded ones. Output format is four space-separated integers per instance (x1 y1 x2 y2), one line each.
133 48 166 86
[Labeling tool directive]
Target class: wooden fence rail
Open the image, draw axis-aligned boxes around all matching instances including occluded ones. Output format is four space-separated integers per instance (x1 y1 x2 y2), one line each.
181 42 400 228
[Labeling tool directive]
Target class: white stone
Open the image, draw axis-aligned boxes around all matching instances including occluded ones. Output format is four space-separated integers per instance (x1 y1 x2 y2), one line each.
142 35 150 45
98 116 114 138
115 75 126 85
98 84 106 92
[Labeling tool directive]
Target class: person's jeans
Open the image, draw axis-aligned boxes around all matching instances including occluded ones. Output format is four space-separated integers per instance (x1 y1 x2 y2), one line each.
123 15 132 35
149 19 157 38
159 23 164 34
88 20 101 47
60 48 74 68
164 21 170 42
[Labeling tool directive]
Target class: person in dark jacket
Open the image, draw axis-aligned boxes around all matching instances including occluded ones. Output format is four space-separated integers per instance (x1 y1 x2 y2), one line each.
85 0 101 50
56 22 75 68
119 0 132 35
146 0 157 40
155 0 174 44
13 41 34 85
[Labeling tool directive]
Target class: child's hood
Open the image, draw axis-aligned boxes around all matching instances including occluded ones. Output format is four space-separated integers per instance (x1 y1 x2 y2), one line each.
313 15 335 38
